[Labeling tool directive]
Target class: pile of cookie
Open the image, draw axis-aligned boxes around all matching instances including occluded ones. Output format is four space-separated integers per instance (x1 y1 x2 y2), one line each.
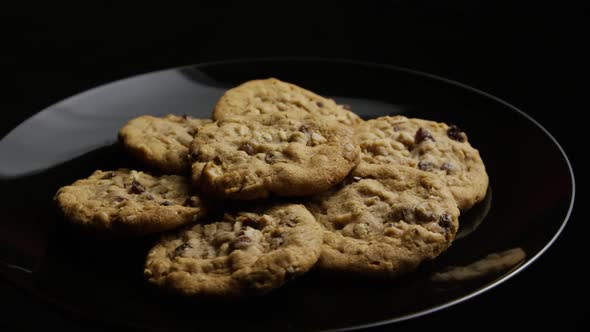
55 78 488 297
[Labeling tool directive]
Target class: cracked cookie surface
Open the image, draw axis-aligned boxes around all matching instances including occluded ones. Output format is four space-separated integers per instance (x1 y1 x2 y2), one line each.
212 78 363 126
144 204 322 296
305 164 460 277
190 116 360 199
119 115 212 174
355 116 488 210
54 169 206 234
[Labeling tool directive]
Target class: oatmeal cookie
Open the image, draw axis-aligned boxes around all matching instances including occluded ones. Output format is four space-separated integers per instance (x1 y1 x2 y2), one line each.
212 78 362 126
190 116 359 199
54 169 205 234
119 115 212 174
306 164 460 277
144 204 322 296
355 116 488 210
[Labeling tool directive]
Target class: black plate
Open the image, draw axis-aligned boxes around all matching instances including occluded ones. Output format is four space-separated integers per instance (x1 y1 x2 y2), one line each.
0 59 574 331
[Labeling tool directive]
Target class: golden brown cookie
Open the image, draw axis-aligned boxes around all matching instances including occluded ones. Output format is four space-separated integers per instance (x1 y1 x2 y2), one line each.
190 116 359 199
212 78 363 126
54 169 206 235
355 116 488 210
306 164 460 277
144 204 322 297
119 115 212 174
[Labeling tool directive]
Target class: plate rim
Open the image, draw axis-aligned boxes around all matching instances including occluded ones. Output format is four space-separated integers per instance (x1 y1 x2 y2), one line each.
0 57 576 331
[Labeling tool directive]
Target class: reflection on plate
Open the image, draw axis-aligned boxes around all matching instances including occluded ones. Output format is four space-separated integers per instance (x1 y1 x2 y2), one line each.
455 187 492 240
431 247 526 284
0 59 574 331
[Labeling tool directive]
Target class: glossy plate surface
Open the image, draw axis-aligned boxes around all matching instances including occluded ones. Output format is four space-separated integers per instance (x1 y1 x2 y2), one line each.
0 59 574 331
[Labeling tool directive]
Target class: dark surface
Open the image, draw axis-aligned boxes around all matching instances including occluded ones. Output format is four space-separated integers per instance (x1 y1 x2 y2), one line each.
0 2 584 331
0 60 576 331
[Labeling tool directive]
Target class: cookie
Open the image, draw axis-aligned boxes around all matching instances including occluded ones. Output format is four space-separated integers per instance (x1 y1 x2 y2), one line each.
355 116 488 210
119 115 212 174
144 204 322 297
54 169 206 234
305 164 460 277
190 116 360 199
212 78 363 126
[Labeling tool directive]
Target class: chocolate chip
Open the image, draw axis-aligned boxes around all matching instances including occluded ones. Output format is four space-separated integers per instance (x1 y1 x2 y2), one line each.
393 126 401 132
113 196 126 202
341 104 352 110
299 124 310 134
238 143 255 156
333 222 346 230
130 180 145 194
352 176 362 182
439 214 452 229
173 242 191 257
145 194 154 200
102 172 116 179
191 150 200 160
265 152 275 164
182 114 192 120
316 101 324 108
440 162 454 173
240 217 259 229
415 127 435 144
447 125 466 142
418 160 435 171
160 201 173 206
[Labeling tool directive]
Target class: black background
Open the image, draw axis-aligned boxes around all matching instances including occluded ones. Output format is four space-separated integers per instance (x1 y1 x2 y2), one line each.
1 1 584 331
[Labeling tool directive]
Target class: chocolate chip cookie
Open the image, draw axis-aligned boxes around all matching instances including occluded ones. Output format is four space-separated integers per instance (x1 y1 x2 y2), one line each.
144 204 322 296
54 169 206 234
306 164 460 277
190 116 360 199
119 115 212 174
355 116 488 210
212 78 363 126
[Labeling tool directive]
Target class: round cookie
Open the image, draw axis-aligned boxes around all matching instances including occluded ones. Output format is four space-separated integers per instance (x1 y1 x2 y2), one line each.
144 204 322 297
212 78 363 126
305 164 460 277
119 115 212 174
355 116 488 210
54 169 206 235
190 116 360 199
